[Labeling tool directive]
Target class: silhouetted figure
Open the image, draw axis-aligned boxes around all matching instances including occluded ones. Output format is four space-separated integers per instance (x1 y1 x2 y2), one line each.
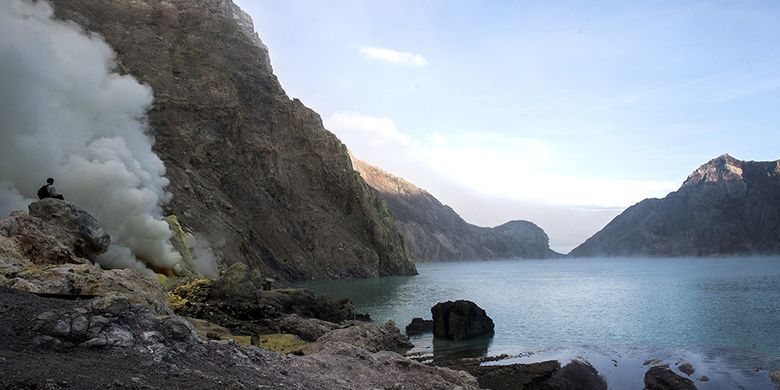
37 177 64 200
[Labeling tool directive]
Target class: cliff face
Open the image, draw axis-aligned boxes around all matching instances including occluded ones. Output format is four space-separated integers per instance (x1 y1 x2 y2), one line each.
351 156 559 261
571 154 780 257
49 0 416 280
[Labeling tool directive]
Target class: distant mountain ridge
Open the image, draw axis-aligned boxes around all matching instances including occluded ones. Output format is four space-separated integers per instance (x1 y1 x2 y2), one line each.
571 154 780 257
351 156 560 261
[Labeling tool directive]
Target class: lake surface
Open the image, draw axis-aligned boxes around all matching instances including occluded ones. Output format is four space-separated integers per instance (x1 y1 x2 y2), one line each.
294 257 780 389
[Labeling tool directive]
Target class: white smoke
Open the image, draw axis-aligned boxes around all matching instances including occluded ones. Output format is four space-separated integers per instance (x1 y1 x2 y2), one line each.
187 233 219 279
0 0 181 270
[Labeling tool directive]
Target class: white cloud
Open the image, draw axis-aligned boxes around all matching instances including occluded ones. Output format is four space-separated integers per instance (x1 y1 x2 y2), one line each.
325 111 415 147
326 112 678 209
359 46 428 67
326 111 681 252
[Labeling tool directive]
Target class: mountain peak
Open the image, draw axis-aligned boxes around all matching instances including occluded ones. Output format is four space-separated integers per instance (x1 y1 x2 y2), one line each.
682 154 744 187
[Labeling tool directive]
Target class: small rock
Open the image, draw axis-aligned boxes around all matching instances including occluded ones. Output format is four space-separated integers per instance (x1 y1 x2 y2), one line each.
677 360 695 376
36 311 60 322
643 358 663 366
547 359 607 390
81 337 108 348
53 319 71 336
405 317 433 336
698 375 709 382
644 365 696 390
104 326 134 347
71 315 89 334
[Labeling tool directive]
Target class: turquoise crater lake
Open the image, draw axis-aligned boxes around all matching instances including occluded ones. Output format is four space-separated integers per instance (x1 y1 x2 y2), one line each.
294 257 780 389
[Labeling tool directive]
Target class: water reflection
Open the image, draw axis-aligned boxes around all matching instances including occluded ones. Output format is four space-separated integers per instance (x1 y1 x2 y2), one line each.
431 334 494 364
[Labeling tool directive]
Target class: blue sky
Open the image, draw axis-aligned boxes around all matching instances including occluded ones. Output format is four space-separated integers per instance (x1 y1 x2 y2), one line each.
235 0 780 252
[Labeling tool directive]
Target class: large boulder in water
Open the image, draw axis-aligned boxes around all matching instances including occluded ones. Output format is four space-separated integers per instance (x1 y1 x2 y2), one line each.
644 365 696 390
431 300 494 341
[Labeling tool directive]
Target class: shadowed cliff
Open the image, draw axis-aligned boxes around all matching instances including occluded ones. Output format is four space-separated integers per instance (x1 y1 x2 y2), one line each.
571 154 780 257
351 156 560 261
49 0 416 280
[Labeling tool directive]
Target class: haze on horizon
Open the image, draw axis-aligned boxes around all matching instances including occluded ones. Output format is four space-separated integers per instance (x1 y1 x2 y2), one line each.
236 0 780 253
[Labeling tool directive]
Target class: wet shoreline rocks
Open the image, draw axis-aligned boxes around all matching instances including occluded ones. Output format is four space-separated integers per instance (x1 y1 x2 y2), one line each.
644 365 697 390
439 356 607 390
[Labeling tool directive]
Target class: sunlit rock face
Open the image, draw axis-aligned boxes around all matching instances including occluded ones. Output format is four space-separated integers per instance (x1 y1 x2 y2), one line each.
571 154 780 257
49 0 415 280
351 155 559 261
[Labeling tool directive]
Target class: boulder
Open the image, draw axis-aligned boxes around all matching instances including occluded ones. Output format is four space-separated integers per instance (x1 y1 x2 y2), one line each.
547 359 608 390
406 317 433 335
1 211 91 265
28 199 110 261
644 365 697 390
307 321 413 353
431 300 494 341
2 263 170 315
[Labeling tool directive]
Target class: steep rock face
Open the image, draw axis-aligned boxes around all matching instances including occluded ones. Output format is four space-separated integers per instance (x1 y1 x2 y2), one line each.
351 156 559 261
571 154 780 257
49 0 415 280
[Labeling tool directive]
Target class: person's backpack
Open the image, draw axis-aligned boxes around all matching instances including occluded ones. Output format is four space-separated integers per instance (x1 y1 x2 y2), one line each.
37 184 50 200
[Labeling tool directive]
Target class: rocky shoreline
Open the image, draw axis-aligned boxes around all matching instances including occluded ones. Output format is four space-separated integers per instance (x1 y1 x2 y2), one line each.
3 200 779 389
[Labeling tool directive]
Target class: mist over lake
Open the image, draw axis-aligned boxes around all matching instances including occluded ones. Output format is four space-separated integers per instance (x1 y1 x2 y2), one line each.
296 256 780 388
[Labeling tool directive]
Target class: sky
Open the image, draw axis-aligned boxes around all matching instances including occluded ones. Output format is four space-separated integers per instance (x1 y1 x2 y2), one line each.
234 0 780 253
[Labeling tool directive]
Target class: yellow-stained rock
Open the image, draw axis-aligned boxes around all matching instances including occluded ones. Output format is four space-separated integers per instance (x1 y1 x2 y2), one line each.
168 278 212 311
254 334 308 354
163 215 199 278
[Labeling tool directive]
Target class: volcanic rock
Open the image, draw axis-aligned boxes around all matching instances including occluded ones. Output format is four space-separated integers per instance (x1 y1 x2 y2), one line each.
572 154 780 257
644 365 697 390
352 156 560 261
453 359 560 390
27 199 111 261
546 359 608 390
49 0 416 281
432 300 495 341
308 321 413 354
677 360 695 376
1 200 110 265
1 286 480 389
169 276 355 340
0 202 170 314
406 317 434 335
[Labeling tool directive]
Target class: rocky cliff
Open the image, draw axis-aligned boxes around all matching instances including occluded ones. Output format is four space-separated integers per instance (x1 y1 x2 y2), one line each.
48 0 415 280
351 156 559 261
571 154 780 257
